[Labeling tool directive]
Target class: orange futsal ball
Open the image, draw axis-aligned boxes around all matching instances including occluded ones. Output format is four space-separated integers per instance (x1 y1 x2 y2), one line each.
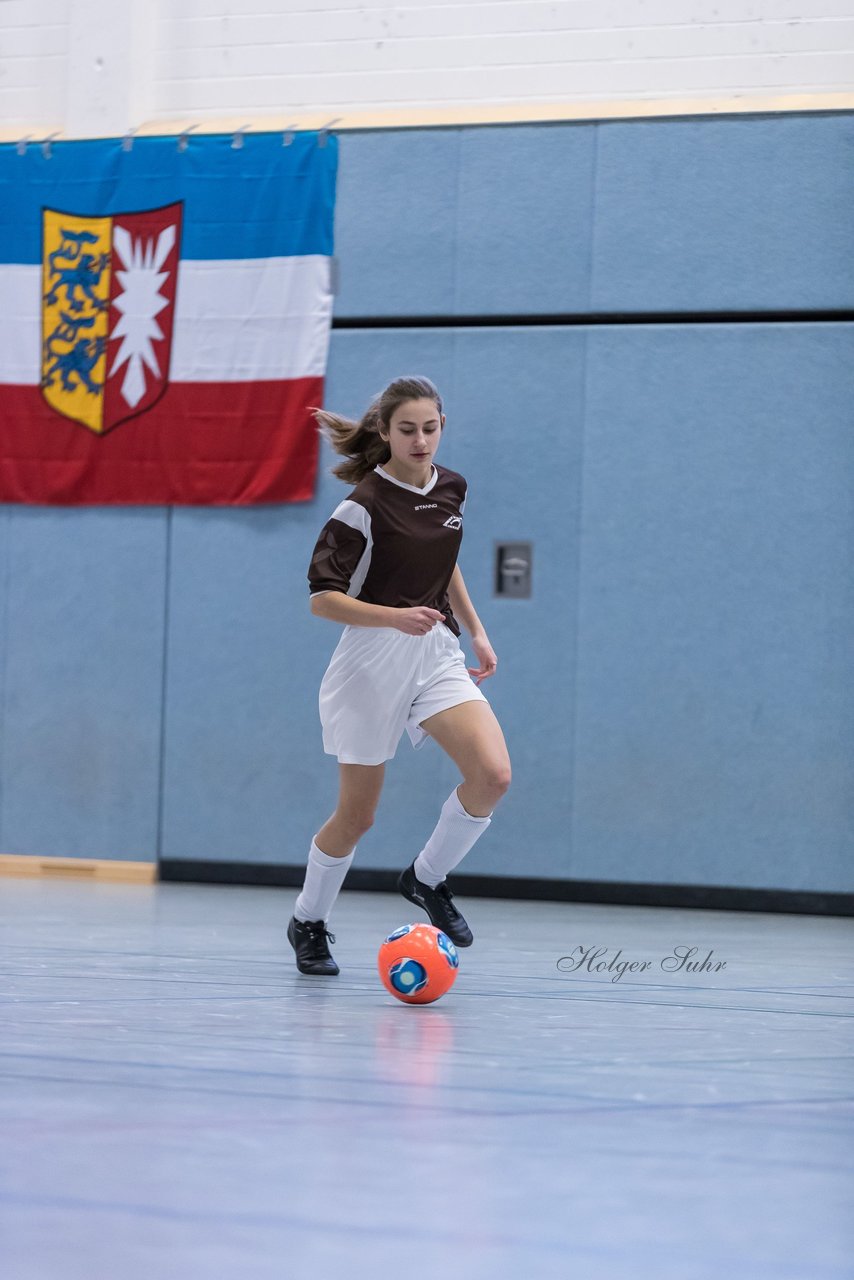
378 923 460 1005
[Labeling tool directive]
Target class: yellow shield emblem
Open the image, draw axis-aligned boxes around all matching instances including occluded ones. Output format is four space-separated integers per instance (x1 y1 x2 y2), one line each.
41 211 112 434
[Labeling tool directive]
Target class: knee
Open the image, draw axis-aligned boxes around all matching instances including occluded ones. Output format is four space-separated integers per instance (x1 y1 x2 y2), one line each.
492 765 512 797
474 762 512 799
336 807 377 840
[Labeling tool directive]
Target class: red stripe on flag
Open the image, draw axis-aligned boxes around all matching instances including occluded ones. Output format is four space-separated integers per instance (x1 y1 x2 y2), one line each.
0 378 322 505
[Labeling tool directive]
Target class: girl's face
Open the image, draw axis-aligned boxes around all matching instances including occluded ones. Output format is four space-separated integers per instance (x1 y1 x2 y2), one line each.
381 398 445 478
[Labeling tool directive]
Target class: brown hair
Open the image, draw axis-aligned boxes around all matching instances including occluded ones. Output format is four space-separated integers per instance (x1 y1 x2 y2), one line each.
309 375 444 485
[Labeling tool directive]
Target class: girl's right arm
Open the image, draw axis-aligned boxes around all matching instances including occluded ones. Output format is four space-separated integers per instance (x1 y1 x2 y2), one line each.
311 592 445 635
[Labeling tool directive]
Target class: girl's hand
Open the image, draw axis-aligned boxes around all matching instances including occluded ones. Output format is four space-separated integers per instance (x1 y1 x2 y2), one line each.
393 606 446 636
468 633 498 684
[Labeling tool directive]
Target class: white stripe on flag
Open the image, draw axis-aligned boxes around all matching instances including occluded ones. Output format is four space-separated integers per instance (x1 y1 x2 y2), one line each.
0 265 41 383
172 255 334 381
0 255 334 385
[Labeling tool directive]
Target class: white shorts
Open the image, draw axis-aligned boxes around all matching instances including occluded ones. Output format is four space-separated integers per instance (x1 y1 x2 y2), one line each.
319 622 489 765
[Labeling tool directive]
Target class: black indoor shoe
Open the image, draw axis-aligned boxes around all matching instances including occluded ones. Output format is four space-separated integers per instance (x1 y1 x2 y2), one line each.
287 916 340 975
397 862 474 947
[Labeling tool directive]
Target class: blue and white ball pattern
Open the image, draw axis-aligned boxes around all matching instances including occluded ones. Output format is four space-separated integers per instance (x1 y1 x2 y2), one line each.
385 924 414 943
389 957 428 995
436 931 459 969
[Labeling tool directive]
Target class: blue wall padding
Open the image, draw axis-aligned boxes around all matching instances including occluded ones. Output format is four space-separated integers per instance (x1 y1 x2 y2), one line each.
1 113 852 892
590 116 854 313
0 508 166 860
335 114 854 316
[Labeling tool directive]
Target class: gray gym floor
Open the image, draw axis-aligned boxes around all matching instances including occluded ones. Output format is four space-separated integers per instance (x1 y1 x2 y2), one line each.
1 877 852 1280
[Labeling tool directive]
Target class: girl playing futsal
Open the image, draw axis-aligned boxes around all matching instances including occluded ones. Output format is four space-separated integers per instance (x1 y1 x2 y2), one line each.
288 375 512 975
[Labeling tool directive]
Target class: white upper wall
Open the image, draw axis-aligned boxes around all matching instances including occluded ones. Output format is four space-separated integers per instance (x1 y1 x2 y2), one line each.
154 0 854 117
0 0 71 135
2 0 853 138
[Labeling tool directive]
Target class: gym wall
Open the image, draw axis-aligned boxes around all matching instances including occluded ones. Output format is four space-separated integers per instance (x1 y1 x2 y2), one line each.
2 0 853 135
0 3 852 907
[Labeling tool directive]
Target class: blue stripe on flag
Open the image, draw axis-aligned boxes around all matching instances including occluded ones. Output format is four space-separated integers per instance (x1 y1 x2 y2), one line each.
0 132 337 263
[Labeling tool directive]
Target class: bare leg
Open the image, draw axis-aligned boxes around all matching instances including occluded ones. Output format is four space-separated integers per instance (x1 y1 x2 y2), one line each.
418 701 511 815
289 762 388 969
394 701 512 946
315 762 386 856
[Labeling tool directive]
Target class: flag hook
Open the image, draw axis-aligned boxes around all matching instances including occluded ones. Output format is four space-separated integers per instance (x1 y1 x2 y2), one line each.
177 124 199 152
40 132 61 159
318 118 341 147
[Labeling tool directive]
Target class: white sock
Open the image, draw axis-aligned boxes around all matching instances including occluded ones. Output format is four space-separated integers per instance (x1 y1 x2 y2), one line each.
413 786 492 888
294 837 355 923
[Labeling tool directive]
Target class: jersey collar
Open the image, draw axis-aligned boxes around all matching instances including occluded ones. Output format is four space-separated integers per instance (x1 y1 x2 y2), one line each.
374 463 438 495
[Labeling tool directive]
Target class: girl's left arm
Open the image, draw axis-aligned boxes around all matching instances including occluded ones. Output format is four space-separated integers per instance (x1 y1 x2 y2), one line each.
447 564 498 683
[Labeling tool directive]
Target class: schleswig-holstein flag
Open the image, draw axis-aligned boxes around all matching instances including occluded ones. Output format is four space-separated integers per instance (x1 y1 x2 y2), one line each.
0 132 337 504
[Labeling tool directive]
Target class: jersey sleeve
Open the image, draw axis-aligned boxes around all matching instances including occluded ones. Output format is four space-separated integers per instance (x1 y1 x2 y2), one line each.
307 498 372 597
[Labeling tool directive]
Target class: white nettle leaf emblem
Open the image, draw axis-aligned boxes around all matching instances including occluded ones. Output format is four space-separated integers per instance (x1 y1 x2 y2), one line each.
110 224 177 408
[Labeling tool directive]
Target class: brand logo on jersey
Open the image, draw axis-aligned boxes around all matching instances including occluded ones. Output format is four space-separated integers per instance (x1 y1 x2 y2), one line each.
415 502 438 511
443 515 463 529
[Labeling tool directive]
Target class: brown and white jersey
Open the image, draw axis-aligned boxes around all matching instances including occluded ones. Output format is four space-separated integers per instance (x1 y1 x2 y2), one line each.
307 463 468 638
